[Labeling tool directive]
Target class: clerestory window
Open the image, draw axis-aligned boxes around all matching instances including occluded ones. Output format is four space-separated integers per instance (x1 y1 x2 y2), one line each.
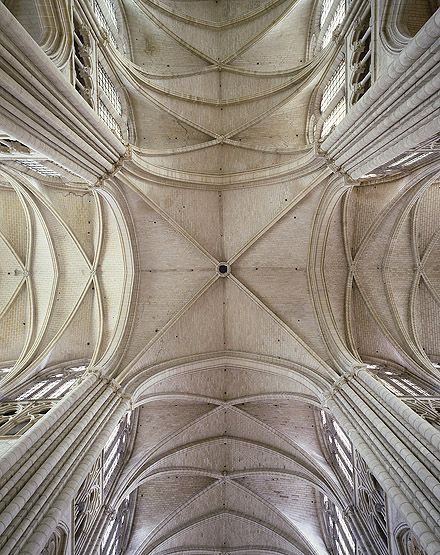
370 365 440 428
323 495 356 555
321 61 345 112
0 365 86 437
320 410 354 487
322 0 346 48
322 96 346 137
101 494 134 555
93 0 117 48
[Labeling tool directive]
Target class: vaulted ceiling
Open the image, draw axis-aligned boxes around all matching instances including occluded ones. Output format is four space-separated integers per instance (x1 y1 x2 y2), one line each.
108 3 341 551
0 0 439 553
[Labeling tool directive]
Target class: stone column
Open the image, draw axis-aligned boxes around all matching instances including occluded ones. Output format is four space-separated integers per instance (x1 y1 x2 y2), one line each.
325 369 440 555
0 372 130 555
0 3 126 182
320 9 440 178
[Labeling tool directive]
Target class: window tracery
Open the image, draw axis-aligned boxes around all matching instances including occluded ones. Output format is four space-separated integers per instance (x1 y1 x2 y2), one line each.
322 0 346 48
100 494 134 555
321 410 354 487
320 410 391 555
320 411 357 553
368 364 440 428
74 411 134 553
75 457 103 554
103 410 132 490
323 495 356 555
350 7 372 105
0 365 86 438
72 1 127 139
355 455 389 555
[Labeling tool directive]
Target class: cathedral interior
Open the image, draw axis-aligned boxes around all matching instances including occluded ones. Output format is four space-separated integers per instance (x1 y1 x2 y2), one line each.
0 0 439 554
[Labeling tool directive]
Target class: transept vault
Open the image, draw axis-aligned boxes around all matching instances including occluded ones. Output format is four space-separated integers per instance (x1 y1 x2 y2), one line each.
0 1 439 555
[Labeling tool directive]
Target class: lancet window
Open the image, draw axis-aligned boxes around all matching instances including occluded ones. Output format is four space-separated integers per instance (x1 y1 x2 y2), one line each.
103 411 132 490
320 59 347 138
74 411 134 554
97 62 123 139
15 159 60 177
320 410 390 555
322 97 346 137
321 61 345 113
323 495 356 555
322 0 346 48
0 365 86 438
93 0 117 48
98 63 122 116
100 494 134 555
320 411 356 553
368 364 440 428
321 409 354 487
72 0 127 139
350 6 372 105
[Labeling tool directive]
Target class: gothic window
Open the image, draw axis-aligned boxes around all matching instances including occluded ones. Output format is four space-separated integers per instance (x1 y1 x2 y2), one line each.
103 411 132 490
93 0 118 48
15 159 61 177
13 365 86 400
100 0 118 29
98 100 122 139
0 401 53 437
98 63 122 116
97 62 124 139
101 494 134 555
322 97 347 137
355 455 389 555
319 412 356 553
321 0 346 48
320 410 354 487
72 1 127 139
73 411 133 553
320 0 334 28
0 365 86 437
75 457 103 555
369 364 440 428
319 57 347 139
323 495 356 555
320 411 391 555
350 7 372 105
73 12 94 106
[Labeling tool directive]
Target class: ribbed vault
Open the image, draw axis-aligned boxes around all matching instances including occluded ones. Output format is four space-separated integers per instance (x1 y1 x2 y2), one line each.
1 0 439 554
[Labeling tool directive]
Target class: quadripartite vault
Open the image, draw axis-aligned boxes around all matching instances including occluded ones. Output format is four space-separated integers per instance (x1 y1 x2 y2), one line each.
0 1 439 554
